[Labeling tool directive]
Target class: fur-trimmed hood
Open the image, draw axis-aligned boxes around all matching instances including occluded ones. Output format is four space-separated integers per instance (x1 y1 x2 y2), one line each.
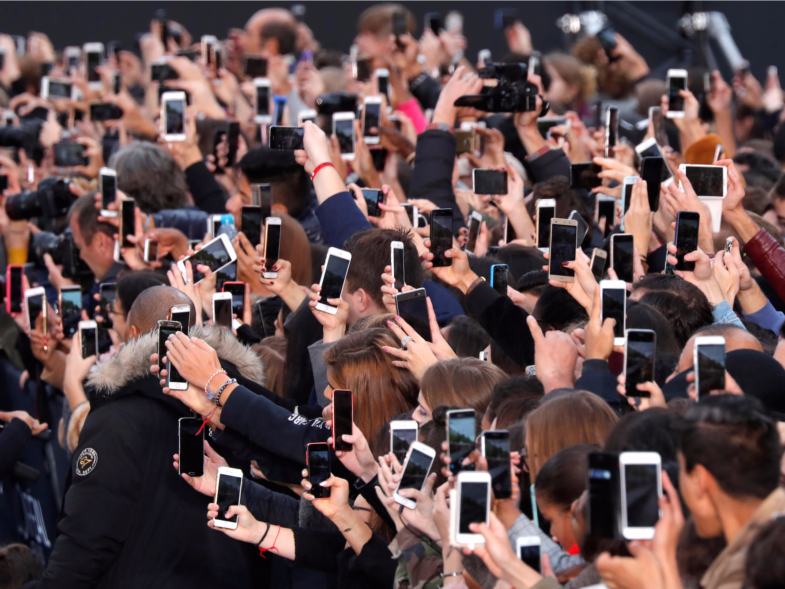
87 324 265 394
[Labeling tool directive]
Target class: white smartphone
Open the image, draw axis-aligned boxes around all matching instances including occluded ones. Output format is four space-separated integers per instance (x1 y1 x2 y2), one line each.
207 214 223 239
41 76 73 101
176 234 237 284
143 239 159 263
391 240 405 291
678 164 727 198
548 218 578 283
693 335 726 399
298 108 317 127
253 78 272 124
465 210 482 255
363 96 383 145
394 441 436 509
213 467 244 530
536 198 556 253
24 287 46 333
600 279 627 346
401 204 419 229
516 536 542 573
620 176 637 230
262 217 281 278
333 112 356 161
201 35 217 65
83 43 104 89
389 420 418 463
78 319 98 359
160 91 187 142
316 247 352 315
619 452 662 540
453 471 492 546
169 304 191 337
212 292 233 329
666 69 688 119
375 68 390 97
99 167 118 218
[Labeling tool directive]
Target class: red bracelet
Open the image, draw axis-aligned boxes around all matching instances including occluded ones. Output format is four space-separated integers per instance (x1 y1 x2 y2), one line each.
310 162 335 182
196 407 218 435
259 525 281 558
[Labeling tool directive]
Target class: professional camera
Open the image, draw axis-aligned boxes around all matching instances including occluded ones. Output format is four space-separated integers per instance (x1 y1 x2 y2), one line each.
454 62 549 114
5 177 74 221
31 229 92 281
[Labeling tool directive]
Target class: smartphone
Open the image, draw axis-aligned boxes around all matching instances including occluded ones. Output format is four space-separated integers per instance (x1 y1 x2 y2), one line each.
119 199 135 248
674 211 700 272
517 536 542 573
590 249 607 280
353 55 373 82
99 167 117 217
482 430 511 500
177 234 237 284
528 53 541 77
611 233 634 283
605 107 619 157
262 217 281 278
363 96 382 145
666 70 688 118
150 60 179 83
178 417 205 477
536 199 556 252
679 164 727 198
465 211 482 254
213 292 233 329
595 195 616 237
455 471 491 545
222 282 245 320
394 288 430 342
649 106 668 147
201 35 217 65
54 142 88 167
240 205 263 248
160 91 186 142
251 183 272 220
89 101 124 122
694 336 726 399
269 126 305 150
83 43 104 89
213 467 244 529
620 452 662 540
601 279 627 346
375 68 390 97
447 409 476 475
316 247 352 315
158 319 184 384
596 25 617 60
568 210 589 246
141 239 158 264
624 329 656 398
243 54 267 78
6 265 23 314
490 264 509 296
548 219 578 283
306 443 332 499
207 214 223 239
429 208 454 267
390 420 418 464
455 129 476 154
59 285 82 338
41 77 73 101
333 112 356 161
401 203 418 228
570 162 602 190
394 441 436 509
331 389 353 452
391 241 405 291
639 157 665 211
99 283 117 329
169 304 190 337
24 287 45 333
621 176 636 220
253 78 271 124
78 319 98 359
472 169 507 195
362 188 384 218
587 452 620 539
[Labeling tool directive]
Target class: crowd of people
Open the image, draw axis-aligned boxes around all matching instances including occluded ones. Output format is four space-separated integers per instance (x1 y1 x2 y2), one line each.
1 4 785 589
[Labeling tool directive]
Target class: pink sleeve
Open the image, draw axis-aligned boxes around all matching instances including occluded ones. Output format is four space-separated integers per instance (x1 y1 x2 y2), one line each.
397 98 429 134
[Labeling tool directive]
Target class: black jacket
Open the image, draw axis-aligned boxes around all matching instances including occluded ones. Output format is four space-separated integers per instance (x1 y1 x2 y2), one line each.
0 418 32 480
184 161 227 215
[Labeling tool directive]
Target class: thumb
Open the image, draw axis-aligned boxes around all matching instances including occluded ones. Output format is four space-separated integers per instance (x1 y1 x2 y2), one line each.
541 553 556 579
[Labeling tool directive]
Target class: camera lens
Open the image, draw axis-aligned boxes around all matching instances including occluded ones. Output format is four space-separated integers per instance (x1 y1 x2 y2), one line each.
5 190 43 221
4 177 73 221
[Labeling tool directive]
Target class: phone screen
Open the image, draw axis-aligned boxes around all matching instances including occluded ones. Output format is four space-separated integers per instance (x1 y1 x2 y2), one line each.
364 102 381 138
399 447 433 493
54 143 86 167
597 200 615 230
536 205 555 248
640 157 664 211
602 287 626 340
624 464 659 528
244 56 267 78
171 309 190 337
179 417 205 477
87 51 101 83
519 543 541 573
264 222 281 268
362 189 383 217
605 108 619 154
474 170 507 195
240 206 263 248
256 85 270 116
320 254 351 310
355 57 373 82
378 74 389 96
466 216 480 253
668 75 686 112
216 473 242 524
449 411 476 474
9 266 22 313
214 297 233 328
484 432 511 499
269 126 305 150
588 452 618 539
491 265 508 295
101 174 116 210
50 79 72 99
697 344 726 397
223 284 245 318
396 290 430 342
332 390 353 451
27 292 44 330
591 253 606 280
675 213 700 271
684 166 724 197
570 163 602 189
623 182 634 215
334 118 355 155
100 284 116 329
430 210 453 266
188 237 233 283
308 445 331 499
81 326 98 358
391 426 417 463
392 246 405 291
625 331 655 397
158 321 183 380
60 288 82 338
612 235 634 283
121 200 135 248
165 98 185 135
459 481 488 534
549 223 577 278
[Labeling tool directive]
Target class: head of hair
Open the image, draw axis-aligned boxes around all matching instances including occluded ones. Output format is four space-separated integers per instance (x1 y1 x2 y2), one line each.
252 336 287 397
418 405 467 489
443 316 490 358
638 288 713 348
571 36 632 99
67 193 116 246
744 516 785 589
733 151 783 191
357 4 415 37
525 391 619 481
532 285 588 331
277 213 313 287
237 147 312 219
773 123 785 165
349 312 396 333
544 52 596 104
740 320 778 356
604 408 680 464
526 177 589 223
743 186 776 216
535 444 598 510
771 173 785 201
127 286 196 336
494 396 542 430
678 395 782 499
485 376 544 424
489 339 527 376
625 301 682 356
110 142 188 213
260 20 297 55
635 79 668 117
516 269 549 296
115 271 168 316
0 543 44 588
494 245 547 283
420 358 506 416
748 211 785 247
691 323 762 351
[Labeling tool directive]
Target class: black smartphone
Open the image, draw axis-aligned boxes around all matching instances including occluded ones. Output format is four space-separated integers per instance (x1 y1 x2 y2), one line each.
100 171 117 213
490 264 508 296
596 26 617 60
536 202 556 249
549 221 578 280
99 283 117 329
0 174 7 193
158 320 183 379
393 11 408 36
59 286 82 338
483 430 511 500
222 282 245 319
307 442 332 498
425 11 443 34
363 99 382 141
429 209 453 267
447 409 476 475
472 169 507 195
89 102 124 122
120 199 135 248
601 283 626 343
362 188 384 217
54 142 88 167
570 162 602 190
243 55 268 78
214 262 236 294
605 107 619 158
355 56 373 82
596 199 616 234
178 417 205 477
587 452 620 539
639 157 664 211
624 329 656 398
622 181 634 216
8 266 23 313
241 205 263 247
611 234 634 283
332 389 353 452
466 212 481 254
170 305 190 337
225 121 239 166
269 126 305 150
215 469 242 525
568 210 589 246
674 211 700 272
394 288 430 342
650 107 668 147
25 290 45 332
151 62 179 82
391 243 405 291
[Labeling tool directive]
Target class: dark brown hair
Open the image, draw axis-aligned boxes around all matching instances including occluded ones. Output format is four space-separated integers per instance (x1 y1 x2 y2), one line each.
252 336 287 397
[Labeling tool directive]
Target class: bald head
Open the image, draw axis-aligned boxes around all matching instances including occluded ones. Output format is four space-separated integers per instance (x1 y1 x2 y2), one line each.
126 286 196 340
244 8 296 54
676 325 763 372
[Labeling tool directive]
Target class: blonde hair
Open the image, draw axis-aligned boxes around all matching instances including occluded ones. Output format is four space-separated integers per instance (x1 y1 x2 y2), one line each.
545 52 597 104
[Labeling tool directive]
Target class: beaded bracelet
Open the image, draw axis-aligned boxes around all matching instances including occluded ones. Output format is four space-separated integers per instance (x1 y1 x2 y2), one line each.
205 370 227 400
214 378 237 407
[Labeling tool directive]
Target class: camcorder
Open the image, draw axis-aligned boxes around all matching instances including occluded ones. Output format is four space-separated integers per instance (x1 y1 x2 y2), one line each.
5 177 75 222
454 62 548 114
32 229 93 282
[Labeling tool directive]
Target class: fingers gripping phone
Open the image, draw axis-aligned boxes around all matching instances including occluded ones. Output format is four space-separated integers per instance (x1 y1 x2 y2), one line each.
316 248 352 315
213 467 243 529
624 329 656 398
331 389 353 451
429 208 454 267
263 217 281 278
674 211 700 272
447 409 476 475
390 420 418 464
600 280 627 346
79 320 98 359
693 336 726 399
178 417 205 477
394 441 436 509
307 443 332 499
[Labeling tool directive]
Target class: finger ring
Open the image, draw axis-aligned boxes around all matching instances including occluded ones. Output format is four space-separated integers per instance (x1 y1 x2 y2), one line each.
400 336 414 349
184 278 191 284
